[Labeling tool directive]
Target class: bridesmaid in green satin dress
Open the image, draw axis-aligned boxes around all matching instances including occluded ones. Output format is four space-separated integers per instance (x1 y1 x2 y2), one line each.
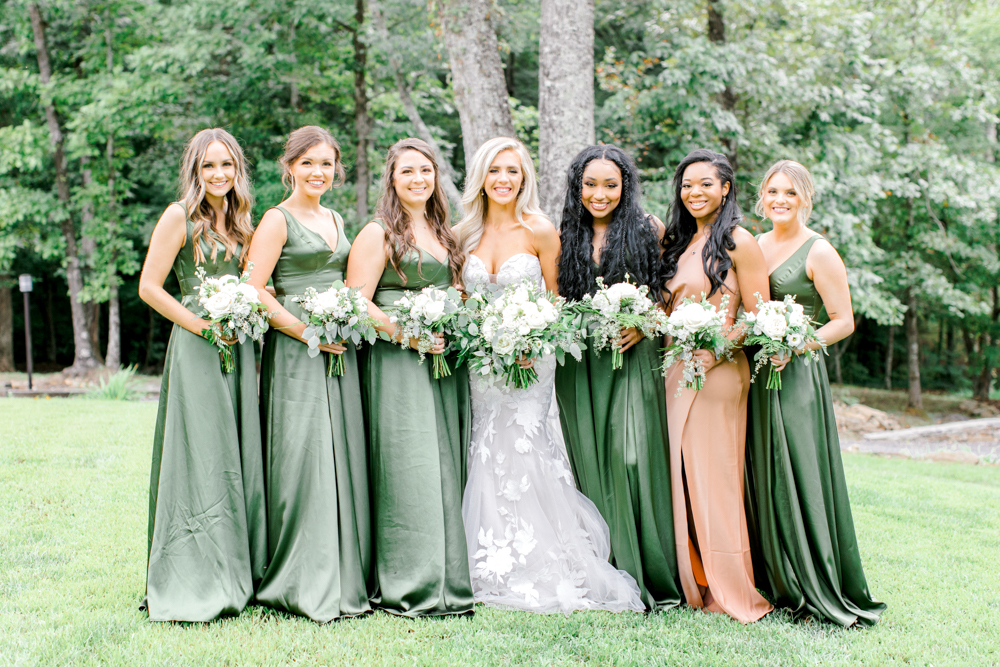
746 160 886 627
554 145 681 611
247 126 370 622
138 128 266 622
346 138 473 617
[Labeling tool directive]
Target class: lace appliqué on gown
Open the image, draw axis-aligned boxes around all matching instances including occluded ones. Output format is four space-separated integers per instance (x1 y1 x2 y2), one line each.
462 254 644 614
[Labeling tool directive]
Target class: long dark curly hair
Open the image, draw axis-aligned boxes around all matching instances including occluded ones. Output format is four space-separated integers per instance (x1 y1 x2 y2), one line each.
660 148 741 304
557 145 661 302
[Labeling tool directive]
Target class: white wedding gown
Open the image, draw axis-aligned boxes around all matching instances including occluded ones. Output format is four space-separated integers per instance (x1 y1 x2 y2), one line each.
462 253 645 614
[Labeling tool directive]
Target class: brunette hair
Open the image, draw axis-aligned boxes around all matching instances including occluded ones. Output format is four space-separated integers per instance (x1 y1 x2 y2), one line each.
754 159 816 225
278 126 346 194
660 149 742 302
453 136 547 253
177 128 255 266
374 138 463 284
557 145 661 301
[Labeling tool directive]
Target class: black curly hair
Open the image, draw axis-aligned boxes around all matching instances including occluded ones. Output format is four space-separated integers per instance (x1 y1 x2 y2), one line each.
660 148 741 304
557 145 661 302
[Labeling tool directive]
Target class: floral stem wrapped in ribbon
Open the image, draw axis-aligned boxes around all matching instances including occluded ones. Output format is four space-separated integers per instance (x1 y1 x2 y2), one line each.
461 278 585 389
195 262 269 373
578 275 668 370
390 286 465 379
739 292 826 390
660 293 732 396
292 281 380 377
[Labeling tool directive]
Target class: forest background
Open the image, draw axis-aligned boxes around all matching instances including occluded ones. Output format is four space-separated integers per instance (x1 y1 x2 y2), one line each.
0 0 998 409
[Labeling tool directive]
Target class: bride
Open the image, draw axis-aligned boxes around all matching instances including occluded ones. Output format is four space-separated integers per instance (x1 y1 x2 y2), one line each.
453 137 645 614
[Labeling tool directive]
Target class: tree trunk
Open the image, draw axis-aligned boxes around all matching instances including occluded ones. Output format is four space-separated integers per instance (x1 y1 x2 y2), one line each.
371 0 462 208
884 324 894 390
289 20 299 110
973 285 999 400
437 0 515 161
905 289 922 410
353 0 371 223
103 14 120 369
29 3 98 374
538 0 595 224
0 276 13 372
707 0 739 171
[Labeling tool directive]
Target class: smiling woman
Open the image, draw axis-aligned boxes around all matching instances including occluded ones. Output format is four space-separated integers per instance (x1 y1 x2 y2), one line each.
136 128 266 622
244 126 372 623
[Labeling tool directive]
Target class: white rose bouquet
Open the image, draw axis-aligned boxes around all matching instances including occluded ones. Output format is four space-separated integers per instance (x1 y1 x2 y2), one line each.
390 286 465 379
660 293 732 396
740 293 826 390
579 275 669 370
291 281 380 377
463 278 585 390
195 262 269 373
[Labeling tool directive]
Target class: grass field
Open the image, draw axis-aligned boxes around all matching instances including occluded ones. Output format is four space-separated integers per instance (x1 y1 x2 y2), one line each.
1 399 998 666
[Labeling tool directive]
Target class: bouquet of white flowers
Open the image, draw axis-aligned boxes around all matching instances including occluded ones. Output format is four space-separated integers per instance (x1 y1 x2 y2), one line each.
740 293 826 390
390 286 465 379
292 281 380 377
464 279 585 389
579 275 669 370
660 293 732 396
195 262 269 373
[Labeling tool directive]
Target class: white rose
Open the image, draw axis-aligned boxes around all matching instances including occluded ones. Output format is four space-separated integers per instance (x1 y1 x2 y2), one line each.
670 303 716 331
204 291 234 320
759 312 788 340
512 287 531 304
495 333 517 355
525 310 547 329
540 303 559 323
788 311 807 329
422 299 446 321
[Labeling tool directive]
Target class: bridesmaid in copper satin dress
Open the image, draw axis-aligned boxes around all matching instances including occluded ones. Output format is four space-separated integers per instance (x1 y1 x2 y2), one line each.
660 149 773 624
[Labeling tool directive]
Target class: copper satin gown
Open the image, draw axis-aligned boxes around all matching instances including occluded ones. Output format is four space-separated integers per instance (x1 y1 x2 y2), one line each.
663 234 773 624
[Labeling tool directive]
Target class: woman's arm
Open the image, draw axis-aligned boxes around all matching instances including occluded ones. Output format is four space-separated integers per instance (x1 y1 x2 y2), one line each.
346 222 443 354
138 203 212 337
247 209 344 354
807 239 854 349
529 216 561 297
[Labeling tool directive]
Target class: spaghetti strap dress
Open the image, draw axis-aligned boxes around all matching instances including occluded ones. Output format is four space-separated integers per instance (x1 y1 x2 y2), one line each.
362 220 474 617
554 264 682 611
663 234 773 624
745 234 886 627
144 204 266 622
255 206 371 622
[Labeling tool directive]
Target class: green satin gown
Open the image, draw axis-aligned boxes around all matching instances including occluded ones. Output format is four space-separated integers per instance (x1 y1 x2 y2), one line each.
145 205 267 622
745 234 886 627
362 223 473 617
554 278 682 611
255 207 371 622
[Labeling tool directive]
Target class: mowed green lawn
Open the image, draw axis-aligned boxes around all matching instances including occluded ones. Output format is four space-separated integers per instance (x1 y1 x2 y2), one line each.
1 399 998 666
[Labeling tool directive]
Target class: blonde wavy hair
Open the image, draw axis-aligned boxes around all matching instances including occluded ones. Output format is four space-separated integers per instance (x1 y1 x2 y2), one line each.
754 159 815 225
178 128 255 266
453 136 547 253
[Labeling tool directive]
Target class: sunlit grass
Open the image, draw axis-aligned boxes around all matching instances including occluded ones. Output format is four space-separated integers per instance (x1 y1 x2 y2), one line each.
1 398 998 666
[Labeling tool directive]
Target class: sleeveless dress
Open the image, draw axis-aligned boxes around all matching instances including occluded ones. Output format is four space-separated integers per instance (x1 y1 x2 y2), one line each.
362 222 474 617
144 205 266 622
554 264 682 611
254 207 370 622
462 254 644 614
664 233 773 624
745 234 886 627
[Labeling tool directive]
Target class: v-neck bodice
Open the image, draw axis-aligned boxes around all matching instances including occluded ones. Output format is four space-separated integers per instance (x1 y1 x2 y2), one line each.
767 234 825 321
370 219 454 309
271 206 350 297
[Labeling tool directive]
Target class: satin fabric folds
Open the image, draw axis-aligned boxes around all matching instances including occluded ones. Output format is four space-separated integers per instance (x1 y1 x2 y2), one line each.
145 208 267 622
555 331 682 611
255 207 371 622
745 235 885 627
362 220 474 617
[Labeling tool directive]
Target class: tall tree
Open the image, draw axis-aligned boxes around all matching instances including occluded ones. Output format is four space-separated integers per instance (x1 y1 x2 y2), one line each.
537 0 595 223
436 0 515 160
352 0 371 222
28 2 98 374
